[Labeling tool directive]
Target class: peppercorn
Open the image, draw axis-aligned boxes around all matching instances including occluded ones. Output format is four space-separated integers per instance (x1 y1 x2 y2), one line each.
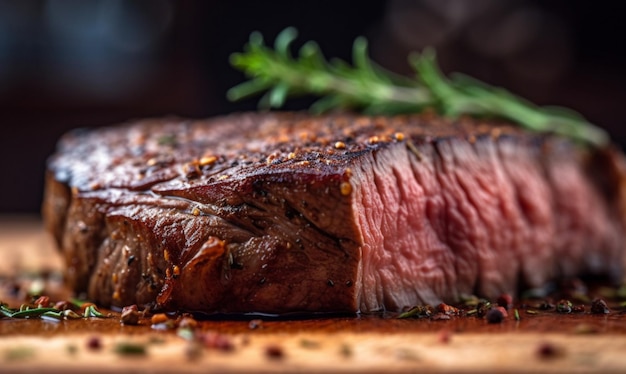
486 307 507 324
536 342 563 360
265 344 284 359
590 298 610 314
86 336 102 351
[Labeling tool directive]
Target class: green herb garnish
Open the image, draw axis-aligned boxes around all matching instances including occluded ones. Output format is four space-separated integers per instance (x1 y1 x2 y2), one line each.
113 342 147 356
1 304 58 319
3 346 36 361
397 305 432 319
84 305 107 318
157 134 177 147
228 27 608 147
176 327 195 341
0 301 107 321
10 307 59 319
66 344 78 355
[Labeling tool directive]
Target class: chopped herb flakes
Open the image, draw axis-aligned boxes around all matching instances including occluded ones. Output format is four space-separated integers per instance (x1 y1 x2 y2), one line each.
157 134 177 146
113 342 147 356
398 305 433 319
3 346 35 361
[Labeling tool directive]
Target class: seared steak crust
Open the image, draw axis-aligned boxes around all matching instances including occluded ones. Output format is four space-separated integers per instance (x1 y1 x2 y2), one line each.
43 113 626 314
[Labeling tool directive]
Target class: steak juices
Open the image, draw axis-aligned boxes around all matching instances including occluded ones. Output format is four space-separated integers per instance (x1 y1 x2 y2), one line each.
43 113 626 314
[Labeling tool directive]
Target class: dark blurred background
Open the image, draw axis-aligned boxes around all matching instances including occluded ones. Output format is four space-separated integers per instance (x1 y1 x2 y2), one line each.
0 0 624 213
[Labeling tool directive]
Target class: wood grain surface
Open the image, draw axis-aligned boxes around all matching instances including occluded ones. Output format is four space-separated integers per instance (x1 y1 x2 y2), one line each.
2 216 626 373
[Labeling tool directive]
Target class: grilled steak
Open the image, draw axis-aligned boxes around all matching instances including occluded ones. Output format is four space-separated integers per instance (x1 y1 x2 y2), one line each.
43 112 626 314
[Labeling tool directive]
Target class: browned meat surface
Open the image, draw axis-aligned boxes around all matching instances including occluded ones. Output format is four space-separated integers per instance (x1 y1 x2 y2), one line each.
42 112 626 314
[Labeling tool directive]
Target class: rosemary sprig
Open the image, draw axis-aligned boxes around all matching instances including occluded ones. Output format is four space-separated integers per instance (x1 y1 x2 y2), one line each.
0 301 107 320
228 28 608 147
9 307 59 319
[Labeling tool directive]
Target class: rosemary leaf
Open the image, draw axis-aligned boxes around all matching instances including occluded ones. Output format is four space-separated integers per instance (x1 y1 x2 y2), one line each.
11 307 59 319
398 305 431 319
70 298 88 308
64 309 83 319
41 311 64 319
84 305 107 318
0 305 14 318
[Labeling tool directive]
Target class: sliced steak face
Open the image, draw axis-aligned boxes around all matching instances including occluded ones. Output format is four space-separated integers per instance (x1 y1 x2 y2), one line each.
43 113 626 314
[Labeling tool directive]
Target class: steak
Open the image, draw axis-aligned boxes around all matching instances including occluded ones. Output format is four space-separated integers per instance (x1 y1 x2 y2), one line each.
42 112 626 314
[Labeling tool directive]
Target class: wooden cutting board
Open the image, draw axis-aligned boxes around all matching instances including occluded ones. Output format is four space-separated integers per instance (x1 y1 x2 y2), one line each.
2 216 626 373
